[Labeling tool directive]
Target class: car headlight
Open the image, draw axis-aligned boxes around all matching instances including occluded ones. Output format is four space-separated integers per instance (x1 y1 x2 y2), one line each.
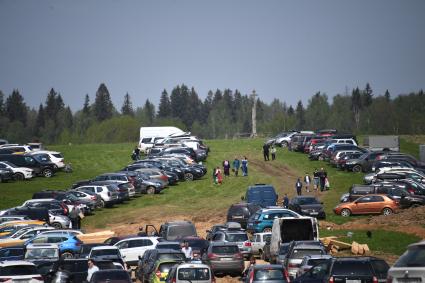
346 161 354 165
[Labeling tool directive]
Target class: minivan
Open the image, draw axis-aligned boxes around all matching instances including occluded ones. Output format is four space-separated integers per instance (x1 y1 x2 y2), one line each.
0 154 56 178
245 184 278 207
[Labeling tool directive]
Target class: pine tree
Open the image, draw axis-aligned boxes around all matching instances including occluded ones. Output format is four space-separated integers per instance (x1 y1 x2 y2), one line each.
121 93 134 116
384 90 391 101
295 100 305 130
0 90 4 116
35 104 45 137
5 89 27 125
83 94 90 114
157 89 171 118
93 83 114 121
45 88 64 123
143 99 155 125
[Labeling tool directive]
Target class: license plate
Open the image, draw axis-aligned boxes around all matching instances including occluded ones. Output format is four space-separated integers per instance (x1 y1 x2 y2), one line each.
221 257 233 261
346 280 361 283
232 216 243 219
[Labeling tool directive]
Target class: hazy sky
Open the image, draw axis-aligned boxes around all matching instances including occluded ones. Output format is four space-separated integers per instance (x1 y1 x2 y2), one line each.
1 0 424 111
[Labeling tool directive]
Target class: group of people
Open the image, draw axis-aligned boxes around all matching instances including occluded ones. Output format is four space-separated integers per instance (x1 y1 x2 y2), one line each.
295 168 329 195
262 143 277 161
213 156 249 184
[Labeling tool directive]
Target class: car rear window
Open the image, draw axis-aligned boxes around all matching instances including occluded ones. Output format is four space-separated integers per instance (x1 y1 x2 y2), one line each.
0 265 38 275
158 253 186 261
332 261 372 276
93 270 129 280
394 245 425 267
307 258 329 266
254 268 287 281
159 262 176 273
225 233 248 242
212 245 239 254
178 268 210 280
292 249 325 259
167 225 197 240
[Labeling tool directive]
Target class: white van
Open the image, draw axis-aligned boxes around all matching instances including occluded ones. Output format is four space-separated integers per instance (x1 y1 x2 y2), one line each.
139 126 184 153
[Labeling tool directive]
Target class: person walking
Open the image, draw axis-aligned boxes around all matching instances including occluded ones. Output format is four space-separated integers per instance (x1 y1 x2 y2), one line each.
87 259 99 282
304 173 311 192
319 168 327 192
132 146 140 161
223 160 231 177
271 145 277 160
282 194 289 208
217 167 223 184
241 156 248 176
313 169 319 191
263 144 270 161
233 157 240 177
295 178 303 196
69 206 81 229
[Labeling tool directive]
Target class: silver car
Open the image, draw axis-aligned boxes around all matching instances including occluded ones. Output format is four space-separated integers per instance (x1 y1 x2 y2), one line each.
296 254 333 277
211 230 252 259
388 240 425 283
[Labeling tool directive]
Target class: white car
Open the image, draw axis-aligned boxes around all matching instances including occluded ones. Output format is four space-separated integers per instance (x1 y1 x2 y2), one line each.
0 161 34 180
74 185 119 207
114 236 159 266
251 232 272 256
388 240 425 282
0 260 43 282
28 150 65 169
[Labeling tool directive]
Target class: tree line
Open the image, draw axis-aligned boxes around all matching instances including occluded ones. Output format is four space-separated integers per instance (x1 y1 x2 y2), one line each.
0 82 424 144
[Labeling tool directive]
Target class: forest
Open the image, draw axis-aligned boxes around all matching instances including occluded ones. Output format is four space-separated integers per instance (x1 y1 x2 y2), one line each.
0 83 424 144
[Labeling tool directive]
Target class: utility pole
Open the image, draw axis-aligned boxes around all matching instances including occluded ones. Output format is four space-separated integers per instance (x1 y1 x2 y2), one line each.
251 89 258 138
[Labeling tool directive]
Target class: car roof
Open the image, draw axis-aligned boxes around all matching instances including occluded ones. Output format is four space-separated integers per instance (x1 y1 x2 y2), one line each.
303 255 333 260
115 236 158 242
91 245 119 250
0 260 36 267
26 243 59 249
407 240 425 248
252 264 285 270
176 262 210 269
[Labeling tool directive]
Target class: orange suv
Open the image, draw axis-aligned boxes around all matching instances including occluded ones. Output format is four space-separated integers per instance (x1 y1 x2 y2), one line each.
333 194 398 217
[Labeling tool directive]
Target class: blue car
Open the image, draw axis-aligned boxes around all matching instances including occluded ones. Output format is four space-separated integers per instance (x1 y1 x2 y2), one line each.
25 232 82 258
246 208 300 233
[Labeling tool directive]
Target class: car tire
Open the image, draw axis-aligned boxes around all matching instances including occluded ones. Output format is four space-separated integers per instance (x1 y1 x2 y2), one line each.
382 208 393 216
146 186 155 194
282 141 289 148
42 168 53 178
51 222 62 229
352 165 362 173
262 227 272 233
184 172 194 181
98 200 105 209
340 208 351 217
14 173 25 181
61 251 74 259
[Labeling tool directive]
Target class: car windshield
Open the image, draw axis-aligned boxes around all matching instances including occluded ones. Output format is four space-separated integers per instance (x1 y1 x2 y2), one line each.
225 233 248 242
298 198 320 205
25 248 58 259
394 245 425 267
178 268 210 280
91 249 121 257
12 228 33 238
0 265 39 276
254 268 287 281
292 249 324 259
212 245 239 255
332 261 372 276
32 154 51 163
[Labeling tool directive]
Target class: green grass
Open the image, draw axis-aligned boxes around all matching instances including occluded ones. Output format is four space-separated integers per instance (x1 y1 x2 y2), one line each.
319 229 420 255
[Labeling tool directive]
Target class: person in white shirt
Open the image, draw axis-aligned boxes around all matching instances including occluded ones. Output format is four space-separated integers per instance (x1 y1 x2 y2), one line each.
181 241 193 260
87 259 99 282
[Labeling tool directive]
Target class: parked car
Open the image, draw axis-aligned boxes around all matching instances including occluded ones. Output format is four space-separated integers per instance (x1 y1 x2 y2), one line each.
245 184 278 208
90 269 132 283
288 196 326 219
274 243 291 265
165 262 214 283
148 259 182 283
202 242 244 276
388 240 425 283
0 260 43 282
227 203 261 229
0 161 33 180
210 229 252 259
28 150 65 169
24 243 60 268
333 195 398 217
247 208 300 233
345 151 386 173
0 167 13 183
25 232 83 259
251 232 271 257
153 220 198 241
114 236 159 266
0 246 25 261
78 243 104 258
284 241 327 279
296 255 334 277
74 184 119 207
0 153 57 177
292 257 389 283
242 264 290 283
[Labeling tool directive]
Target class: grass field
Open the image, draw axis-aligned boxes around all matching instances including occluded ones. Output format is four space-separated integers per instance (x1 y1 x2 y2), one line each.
0 137 422 256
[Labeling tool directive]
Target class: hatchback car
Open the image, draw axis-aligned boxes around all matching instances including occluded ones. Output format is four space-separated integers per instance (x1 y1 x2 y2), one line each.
227 203 261 229
243 264 290 283
388 240 425 283
288 196 326 219
202 242 244 276
210 230 252 259
0 260 44 282
166 262 214 283
333 194 398 217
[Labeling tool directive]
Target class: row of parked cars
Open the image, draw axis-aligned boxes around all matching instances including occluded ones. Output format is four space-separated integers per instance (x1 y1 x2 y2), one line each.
0 143 67 181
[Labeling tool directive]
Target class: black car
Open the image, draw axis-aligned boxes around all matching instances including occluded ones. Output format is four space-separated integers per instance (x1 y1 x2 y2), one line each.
293 256 389 283
0 246 25 261
0 153 57 177
226 203 261 229
25 200 69 216
78 243 104 258
288 196 326 219
3 207 50 223
136 249 186 282
345 151 386 173
0 168 13 182
90 269 132 283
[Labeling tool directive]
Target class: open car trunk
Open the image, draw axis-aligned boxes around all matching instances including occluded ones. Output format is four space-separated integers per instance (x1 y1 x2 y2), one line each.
280 218 316 243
